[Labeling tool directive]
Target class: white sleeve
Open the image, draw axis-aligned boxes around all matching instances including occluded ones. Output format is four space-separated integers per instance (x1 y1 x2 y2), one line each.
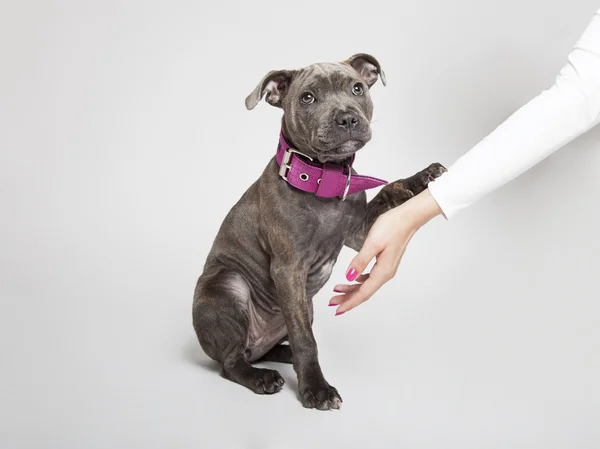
428 8 600 219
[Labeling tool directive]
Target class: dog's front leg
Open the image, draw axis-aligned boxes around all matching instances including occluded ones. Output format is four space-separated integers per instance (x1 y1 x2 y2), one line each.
271 261 342 410
345 162 446 251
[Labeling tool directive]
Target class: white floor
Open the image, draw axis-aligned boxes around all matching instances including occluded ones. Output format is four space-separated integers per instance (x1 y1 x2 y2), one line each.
2 235 599 449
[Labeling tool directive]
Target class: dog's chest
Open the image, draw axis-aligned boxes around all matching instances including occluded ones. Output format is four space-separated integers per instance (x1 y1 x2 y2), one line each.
307 258 336 292
303 216 347 296
300 196 363 295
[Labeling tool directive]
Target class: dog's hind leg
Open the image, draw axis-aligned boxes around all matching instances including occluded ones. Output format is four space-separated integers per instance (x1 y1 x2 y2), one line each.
193 269 285 394
258 344 293 364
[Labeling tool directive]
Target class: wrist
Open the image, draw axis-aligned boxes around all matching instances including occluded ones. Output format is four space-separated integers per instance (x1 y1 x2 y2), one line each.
393 188 442 230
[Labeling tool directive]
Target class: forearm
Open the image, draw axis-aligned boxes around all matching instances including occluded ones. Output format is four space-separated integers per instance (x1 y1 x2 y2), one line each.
429 8 600 219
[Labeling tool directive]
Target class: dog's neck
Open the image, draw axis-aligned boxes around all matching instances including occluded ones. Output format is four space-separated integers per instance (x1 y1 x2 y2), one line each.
275 131 387 200
280 120 313 160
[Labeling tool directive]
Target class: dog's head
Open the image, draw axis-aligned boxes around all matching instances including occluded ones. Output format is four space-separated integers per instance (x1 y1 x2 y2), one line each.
245 54 386 163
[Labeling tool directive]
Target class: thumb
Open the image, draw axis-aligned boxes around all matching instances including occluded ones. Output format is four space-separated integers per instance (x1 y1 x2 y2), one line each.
346 239 380 282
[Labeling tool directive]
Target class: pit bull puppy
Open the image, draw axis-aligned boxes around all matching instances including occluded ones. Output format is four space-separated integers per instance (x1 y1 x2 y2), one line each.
193 54 445 410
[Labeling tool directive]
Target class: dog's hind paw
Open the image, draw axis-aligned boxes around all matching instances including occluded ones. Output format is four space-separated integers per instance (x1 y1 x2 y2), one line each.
252 368 285 394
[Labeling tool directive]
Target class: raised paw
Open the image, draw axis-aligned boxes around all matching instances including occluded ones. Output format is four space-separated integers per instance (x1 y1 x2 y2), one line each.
300 382 343 410
423 162 447 182
252 368 285 394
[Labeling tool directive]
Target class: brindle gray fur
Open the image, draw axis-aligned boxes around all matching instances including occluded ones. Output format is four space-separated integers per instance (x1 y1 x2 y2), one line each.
193 54 445 410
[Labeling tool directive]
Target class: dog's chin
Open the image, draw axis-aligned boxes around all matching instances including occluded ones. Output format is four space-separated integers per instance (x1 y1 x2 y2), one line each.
317 139 367 163
336 139 366 154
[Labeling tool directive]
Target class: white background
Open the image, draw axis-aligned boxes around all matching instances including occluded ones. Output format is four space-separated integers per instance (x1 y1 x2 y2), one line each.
1 1 599 448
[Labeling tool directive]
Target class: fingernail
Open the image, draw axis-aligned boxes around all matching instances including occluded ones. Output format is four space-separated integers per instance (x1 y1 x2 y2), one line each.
335 311 345 316
328 303 337 307
333 288 342 293
346 268 357 282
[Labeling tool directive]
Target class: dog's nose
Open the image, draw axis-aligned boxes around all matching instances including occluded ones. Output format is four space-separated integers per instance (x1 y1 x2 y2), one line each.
335 111 359 130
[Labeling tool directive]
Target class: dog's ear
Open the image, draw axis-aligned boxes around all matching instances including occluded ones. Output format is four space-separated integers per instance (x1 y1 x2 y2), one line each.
343 53 386 88
245 70 295 110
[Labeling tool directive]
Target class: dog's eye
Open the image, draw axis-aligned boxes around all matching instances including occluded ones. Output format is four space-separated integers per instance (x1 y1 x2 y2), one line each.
301 93 315 104
352 83 364 96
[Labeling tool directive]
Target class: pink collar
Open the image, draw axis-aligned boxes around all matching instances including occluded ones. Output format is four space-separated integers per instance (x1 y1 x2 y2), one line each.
275 133 387 200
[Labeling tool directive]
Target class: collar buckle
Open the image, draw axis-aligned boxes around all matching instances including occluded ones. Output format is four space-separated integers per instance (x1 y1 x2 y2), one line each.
278 148 313 181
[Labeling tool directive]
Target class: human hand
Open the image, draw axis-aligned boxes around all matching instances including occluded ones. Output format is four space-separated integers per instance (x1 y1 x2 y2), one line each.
329 189 443 315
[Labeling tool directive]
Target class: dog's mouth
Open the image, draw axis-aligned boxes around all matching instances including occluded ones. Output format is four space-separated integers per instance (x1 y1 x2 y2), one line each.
316 138 367 163
334 139 366 154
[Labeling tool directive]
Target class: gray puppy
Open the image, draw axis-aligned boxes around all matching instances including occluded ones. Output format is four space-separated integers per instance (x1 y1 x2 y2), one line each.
193 54 445 410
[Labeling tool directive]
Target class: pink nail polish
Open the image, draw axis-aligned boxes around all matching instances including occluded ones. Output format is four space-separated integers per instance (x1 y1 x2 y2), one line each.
335 311 345 316
346 268 357 282
328 303 337 307
333 288 342 293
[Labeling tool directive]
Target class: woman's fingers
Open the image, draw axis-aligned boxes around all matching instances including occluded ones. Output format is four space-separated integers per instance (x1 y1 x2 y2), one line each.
355 273 370 283
332 283 362 294
328 294 348 306
334 276 382 314
345 238 380 282
330 273 372 306
335 250 396 314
